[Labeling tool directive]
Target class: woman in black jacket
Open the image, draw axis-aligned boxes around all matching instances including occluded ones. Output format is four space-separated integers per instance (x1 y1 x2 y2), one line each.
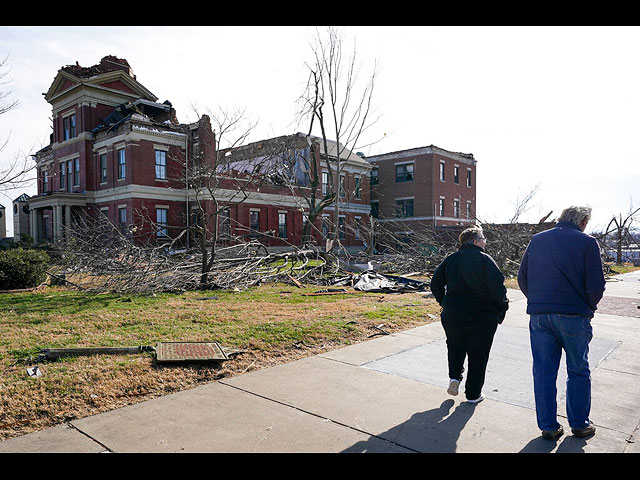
430 226 509 403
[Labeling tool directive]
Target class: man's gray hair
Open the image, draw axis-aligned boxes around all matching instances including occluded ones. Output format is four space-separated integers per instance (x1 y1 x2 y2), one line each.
459 226 484 245
558 205 592 226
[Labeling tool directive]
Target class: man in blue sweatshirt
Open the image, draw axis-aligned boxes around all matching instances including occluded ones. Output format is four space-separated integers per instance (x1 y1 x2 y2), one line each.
518 206 605 441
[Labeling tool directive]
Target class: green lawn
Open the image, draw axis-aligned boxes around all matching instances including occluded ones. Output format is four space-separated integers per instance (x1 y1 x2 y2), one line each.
0 283 440 440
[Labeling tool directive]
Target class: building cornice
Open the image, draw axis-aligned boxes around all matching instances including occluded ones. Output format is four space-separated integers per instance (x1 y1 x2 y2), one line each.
45 69 157 106
367 145 476 166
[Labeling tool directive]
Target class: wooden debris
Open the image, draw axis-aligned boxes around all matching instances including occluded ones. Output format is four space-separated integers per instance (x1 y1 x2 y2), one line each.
287 274 303 288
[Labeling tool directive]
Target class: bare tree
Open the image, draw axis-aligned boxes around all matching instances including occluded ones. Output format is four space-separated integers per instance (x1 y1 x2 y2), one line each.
0 55 18 116
179 108 261 287
50 208 337 294
0 54 36 194
295 27 381 250
509 183 541 223
599 200 640 264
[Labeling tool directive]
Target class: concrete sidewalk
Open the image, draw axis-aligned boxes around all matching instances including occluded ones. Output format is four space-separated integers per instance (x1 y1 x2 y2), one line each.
1 272 639 453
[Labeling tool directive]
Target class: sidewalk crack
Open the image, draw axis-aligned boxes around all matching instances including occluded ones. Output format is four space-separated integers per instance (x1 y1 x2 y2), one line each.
67 422 113 453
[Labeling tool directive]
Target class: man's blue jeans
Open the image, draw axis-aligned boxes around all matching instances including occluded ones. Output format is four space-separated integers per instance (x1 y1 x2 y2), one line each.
529 313 593 431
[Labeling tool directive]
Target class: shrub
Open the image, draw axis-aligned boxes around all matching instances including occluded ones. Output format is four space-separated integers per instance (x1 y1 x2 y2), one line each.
0 248 50 290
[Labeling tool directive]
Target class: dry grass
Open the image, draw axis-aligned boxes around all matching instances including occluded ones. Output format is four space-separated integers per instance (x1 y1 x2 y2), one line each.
0 283 440 441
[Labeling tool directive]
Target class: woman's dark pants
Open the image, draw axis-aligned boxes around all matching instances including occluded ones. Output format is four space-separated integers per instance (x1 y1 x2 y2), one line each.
441 311 498 401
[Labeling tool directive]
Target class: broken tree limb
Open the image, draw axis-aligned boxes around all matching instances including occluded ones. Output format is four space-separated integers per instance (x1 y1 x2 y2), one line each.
41 346 156 361
287 274 303 288
368 323 390 337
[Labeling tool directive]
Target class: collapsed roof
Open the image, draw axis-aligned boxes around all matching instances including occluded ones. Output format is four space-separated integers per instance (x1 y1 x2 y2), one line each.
60 55 135 80
92 99 178 134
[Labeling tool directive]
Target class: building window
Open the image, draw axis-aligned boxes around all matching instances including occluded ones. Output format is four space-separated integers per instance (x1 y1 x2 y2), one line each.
370 200 379 219
454 199 460 218
321 172 329 196
440 161 445 181
370 167 378 186
156 208 168 237
218 208 230 237
278 212 287 238
396 198 414 218
250 210 260 233
155 150 167 180
100 153 107 183
354 176 362 200
118 207 127 230
66 160 72 192
59 162 65 190
467 169 472 187
466 201 472 219
63 113 76 140
439 197 445 216
354 216 361 240
191 208 202 231
74 158 80 186
322 216 330 238
339 174 346 198
117 148 126 179
395 163 414 182
454 165 459 184
42 169 48 192
338 216 346 239
354 176 361 199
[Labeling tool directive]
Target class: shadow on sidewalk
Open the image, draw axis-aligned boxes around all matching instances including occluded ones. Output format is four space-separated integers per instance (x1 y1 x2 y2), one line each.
341 399 478 453
519 434 589 453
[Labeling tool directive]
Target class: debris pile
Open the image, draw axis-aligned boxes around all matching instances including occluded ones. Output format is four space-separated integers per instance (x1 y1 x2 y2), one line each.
352 271 428 293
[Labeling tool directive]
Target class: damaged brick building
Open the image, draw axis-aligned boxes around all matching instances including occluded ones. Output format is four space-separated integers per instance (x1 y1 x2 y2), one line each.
29 56 373 251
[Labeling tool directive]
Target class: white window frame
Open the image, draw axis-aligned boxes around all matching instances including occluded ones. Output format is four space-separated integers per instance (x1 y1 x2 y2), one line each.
73 157 80 186
59 161 66 190
62 111 76 141
155 149 167 180
395 161 414 183
156 206 169 237
249 208 260 233
118 206 127 228
278 211 287 238
370 200 379 218
117 147 126 180
99 151 108 184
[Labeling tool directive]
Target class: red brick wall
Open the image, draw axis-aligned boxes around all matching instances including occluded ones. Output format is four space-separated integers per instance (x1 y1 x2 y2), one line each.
370 148 476 226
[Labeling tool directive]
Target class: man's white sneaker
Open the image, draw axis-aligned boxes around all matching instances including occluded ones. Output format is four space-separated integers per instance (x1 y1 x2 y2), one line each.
447 379 460 396
467 394 484 404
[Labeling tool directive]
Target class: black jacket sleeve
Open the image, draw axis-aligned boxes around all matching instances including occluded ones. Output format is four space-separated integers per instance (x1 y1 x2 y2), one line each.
517 243 529 297
483 254 509 319
430 258 447 305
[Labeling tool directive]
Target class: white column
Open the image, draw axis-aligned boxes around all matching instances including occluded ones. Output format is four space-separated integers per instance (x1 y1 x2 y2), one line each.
32 208 42 243
65 205 72 236
54 205 62 242
29 206 37 242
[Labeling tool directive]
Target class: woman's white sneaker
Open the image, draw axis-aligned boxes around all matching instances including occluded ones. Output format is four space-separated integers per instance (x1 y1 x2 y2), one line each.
447 379 460 396
467 394 485 404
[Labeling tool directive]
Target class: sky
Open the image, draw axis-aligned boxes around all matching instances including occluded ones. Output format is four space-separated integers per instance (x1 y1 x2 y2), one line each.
1 25 639 237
